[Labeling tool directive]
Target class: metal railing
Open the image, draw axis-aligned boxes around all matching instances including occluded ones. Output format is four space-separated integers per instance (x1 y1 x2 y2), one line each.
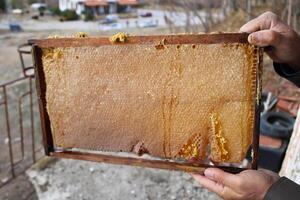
0 43 43 187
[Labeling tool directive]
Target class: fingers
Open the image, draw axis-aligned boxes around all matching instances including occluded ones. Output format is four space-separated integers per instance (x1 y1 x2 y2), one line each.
248 30 282 47
204 168 242 188
191 173 224 195
239 11 278 33
240 17 263 33
192 173 242 199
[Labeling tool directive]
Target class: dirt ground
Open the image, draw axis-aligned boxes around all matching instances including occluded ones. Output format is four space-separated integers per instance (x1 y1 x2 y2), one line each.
27 158 220 200
0 174 37 200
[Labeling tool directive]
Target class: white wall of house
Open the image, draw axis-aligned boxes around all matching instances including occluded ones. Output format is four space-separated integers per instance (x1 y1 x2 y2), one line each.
59 0 72 11
76 2 85 15
59 0 85 15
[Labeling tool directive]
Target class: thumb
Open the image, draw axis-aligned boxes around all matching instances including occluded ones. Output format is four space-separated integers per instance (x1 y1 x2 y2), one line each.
204 168 241 187
248 30 281 47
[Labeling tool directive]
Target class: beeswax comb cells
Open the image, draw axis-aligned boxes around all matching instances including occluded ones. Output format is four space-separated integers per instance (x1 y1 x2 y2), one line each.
32 33 261 165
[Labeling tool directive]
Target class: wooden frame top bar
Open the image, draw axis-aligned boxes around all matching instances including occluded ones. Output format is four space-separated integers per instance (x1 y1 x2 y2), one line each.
29 33 249 48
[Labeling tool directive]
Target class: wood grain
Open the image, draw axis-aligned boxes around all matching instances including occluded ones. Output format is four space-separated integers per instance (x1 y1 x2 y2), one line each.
29 33 249 47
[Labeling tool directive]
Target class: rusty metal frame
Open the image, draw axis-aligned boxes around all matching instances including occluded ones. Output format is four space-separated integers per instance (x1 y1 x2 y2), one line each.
31 33 261 174
18 44 34 77
0 76 43 187
0 43 43 188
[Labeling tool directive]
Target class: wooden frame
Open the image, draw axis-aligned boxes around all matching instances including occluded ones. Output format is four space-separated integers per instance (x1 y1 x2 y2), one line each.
31 33 262 174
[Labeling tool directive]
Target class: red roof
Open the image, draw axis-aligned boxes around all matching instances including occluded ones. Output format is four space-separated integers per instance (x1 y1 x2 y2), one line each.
118 0 138 5
84 0 138 6
85 0 107 6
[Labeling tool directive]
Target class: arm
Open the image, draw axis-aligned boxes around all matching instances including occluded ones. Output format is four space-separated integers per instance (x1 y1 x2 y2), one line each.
264 177 300 200
273 63 300 88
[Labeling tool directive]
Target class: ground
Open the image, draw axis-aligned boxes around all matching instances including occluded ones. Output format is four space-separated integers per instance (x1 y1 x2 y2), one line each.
0 174 37 200
27 158 220 200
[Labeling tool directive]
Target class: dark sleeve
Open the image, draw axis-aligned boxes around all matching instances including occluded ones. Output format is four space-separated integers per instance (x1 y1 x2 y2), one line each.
264 177 300 200
273 62 300 88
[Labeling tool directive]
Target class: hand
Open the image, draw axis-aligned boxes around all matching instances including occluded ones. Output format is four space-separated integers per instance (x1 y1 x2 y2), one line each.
240 11 300 71
192 168 280 200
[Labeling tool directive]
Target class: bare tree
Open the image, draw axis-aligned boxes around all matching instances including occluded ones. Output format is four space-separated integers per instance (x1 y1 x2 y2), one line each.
5 0 11 13
223 0 238 16
222 0 229 17
229 0 238 11
288 0 293 25
246 0 252 21
206 1 214 26
292 0 300 31
165 0 212 33
163 0 251 33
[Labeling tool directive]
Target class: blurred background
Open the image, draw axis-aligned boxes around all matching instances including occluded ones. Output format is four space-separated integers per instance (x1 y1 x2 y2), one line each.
0 0 300 199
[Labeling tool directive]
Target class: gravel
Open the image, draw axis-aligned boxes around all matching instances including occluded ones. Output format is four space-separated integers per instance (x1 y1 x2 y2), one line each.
27 158 220 200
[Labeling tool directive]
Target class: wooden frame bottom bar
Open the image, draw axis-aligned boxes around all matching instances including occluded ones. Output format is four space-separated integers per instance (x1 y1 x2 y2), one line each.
51 151 245 174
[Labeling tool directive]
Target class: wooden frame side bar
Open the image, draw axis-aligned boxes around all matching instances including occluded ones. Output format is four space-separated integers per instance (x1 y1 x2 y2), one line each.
251 48 263 170
32 45 54 155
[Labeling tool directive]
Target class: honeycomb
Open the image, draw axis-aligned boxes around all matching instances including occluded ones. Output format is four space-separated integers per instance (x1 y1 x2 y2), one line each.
40 37 260 163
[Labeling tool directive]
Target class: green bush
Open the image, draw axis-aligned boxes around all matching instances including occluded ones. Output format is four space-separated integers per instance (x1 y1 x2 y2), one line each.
50 6 61 16
82 9 94 21
28 0 37 5
0 0 5 12
61 9 78 21
11 0 22 9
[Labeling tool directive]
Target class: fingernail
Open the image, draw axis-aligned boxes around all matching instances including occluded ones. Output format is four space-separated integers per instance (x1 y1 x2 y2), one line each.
204 169 214 178
249 33 258 43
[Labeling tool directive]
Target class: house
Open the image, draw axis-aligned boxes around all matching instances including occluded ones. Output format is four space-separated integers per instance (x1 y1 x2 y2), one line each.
58 0 139 15
59 0 85 15
84 0 139 15
84 0 108 15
